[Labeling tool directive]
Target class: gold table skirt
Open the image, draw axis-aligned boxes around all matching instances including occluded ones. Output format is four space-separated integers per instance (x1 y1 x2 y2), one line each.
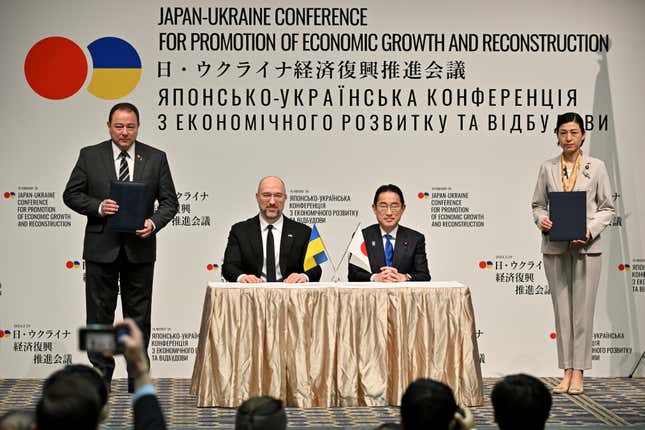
190 282 483 407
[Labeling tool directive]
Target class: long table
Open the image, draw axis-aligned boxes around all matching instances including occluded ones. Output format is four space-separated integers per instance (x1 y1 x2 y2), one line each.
190 282 483 407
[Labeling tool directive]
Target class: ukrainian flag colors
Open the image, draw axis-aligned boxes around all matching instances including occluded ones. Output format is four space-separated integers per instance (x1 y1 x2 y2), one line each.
304 225 328 271
87 37 142 100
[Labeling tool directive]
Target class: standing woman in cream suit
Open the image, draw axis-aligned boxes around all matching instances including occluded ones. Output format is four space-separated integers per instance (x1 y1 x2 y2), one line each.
531 112 615 395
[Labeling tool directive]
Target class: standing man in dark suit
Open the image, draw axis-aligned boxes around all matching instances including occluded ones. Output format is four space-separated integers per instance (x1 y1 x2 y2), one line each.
222 176 322 283
348 184 430 282
63 103 178 391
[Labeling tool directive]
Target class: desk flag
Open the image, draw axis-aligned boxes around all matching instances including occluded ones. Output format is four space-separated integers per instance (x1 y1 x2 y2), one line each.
348 224 371 272
304 224 329 271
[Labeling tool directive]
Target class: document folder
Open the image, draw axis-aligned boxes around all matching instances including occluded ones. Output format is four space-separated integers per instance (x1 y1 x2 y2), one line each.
107 181 147 232
548 191 586 241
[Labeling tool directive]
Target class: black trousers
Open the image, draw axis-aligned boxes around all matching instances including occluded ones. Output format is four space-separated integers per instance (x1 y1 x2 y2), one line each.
85 247 154 384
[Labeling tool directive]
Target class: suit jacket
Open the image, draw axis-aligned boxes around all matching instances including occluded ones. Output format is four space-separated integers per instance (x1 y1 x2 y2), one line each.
222 215 322 282
531 154 614 254
134 394 167 430
348 224 431 282
63 140 178 263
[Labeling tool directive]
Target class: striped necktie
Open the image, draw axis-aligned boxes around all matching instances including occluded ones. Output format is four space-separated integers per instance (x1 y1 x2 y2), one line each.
118 151 130 181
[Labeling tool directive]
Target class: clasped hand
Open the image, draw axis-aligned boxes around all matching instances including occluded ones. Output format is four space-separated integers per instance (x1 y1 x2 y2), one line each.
373 266 407 282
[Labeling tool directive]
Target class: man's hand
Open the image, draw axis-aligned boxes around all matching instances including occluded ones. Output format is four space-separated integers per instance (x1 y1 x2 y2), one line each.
373 267 407 282
571 228 591 246
136 219 154 238
454 406 475 430
540 218 553 232
240 274 263 283
101 199 119 216
114 319 150 390
284 273 307 283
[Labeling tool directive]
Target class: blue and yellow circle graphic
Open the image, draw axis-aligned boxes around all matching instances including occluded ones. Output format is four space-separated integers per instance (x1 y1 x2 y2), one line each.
24 36 141 100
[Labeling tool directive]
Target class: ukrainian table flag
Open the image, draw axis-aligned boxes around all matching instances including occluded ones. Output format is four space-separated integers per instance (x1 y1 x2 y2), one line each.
304 224 329 271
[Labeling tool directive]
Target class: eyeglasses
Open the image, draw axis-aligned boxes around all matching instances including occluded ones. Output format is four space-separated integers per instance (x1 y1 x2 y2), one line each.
376 203 402 213
259 192 286 201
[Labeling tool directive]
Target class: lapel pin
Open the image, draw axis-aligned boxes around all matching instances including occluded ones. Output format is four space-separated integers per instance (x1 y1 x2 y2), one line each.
371 241 376 247
288 233 293 238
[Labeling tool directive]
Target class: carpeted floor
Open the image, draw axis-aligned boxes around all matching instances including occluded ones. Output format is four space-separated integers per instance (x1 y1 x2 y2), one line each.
1 377 644 429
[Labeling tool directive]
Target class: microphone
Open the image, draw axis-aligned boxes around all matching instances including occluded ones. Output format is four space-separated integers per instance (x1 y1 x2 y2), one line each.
563 167 568 179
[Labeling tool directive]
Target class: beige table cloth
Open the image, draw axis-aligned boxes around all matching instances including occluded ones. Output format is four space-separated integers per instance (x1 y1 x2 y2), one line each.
190 282 483 407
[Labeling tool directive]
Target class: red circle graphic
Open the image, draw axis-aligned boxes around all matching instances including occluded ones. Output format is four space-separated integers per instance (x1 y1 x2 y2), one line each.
24 37 88 100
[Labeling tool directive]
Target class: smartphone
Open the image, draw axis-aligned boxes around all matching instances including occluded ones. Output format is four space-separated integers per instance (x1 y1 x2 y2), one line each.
79 324 128 354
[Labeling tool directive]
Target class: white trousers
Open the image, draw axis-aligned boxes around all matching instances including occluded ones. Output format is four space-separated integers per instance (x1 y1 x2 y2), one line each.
543 251 602 370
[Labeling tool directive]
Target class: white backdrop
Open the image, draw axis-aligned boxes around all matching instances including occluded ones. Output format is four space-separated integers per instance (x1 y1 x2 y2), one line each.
1 0 643 379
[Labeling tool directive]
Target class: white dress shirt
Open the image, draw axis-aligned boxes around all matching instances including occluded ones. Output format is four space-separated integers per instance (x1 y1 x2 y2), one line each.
112 141 135 182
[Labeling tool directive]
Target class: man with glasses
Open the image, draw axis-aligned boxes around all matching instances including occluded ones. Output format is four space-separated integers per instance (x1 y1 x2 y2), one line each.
348 184 430 282
222 176 322 283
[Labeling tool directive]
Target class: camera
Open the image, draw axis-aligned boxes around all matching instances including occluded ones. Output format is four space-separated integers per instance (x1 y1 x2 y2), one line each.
79 324 129 354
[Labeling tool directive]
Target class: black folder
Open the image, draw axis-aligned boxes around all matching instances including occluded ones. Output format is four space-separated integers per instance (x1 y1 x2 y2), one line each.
107 181 147 232
548 191 586 241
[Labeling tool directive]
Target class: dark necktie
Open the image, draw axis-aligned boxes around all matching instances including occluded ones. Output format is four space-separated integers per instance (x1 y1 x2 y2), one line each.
118 151 130 181
385 233 393 267
266 224 276 282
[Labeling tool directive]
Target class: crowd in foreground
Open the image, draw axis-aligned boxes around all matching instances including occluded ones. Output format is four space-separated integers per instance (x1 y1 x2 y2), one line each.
0 320 552 430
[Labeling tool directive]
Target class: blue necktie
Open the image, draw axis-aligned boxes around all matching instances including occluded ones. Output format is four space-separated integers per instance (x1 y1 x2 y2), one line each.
385 233 393 267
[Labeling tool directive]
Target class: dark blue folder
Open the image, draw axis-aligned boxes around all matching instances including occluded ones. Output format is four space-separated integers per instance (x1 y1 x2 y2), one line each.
548 191 586 241
107 180 147 232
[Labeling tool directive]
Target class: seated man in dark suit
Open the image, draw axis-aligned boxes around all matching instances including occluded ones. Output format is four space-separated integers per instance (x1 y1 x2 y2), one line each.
348 184 430 282
222 176 322 283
